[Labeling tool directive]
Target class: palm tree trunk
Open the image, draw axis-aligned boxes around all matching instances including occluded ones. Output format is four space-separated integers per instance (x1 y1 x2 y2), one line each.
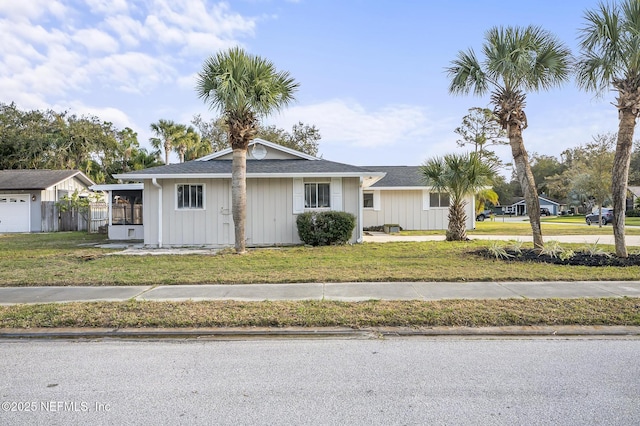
232 148 247 254
446 202 468 241
611 109 636 258
164 140 171 165
508 126 543 249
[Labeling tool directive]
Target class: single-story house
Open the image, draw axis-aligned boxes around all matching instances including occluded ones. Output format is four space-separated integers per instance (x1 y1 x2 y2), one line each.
502 195 560 216
114 139 476 248
361 166 475 231
0 169 95 233
90 183 144 240
115 139 385 247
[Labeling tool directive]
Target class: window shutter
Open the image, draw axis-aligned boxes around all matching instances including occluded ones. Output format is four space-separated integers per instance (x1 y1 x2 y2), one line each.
331 177 342 211
293 178 304 214
373 191 381 211
422 190 430 210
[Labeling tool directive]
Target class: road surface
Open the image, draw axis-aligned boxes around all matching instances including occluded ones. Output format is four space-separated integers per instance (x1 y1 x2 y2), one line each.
1 338 639 425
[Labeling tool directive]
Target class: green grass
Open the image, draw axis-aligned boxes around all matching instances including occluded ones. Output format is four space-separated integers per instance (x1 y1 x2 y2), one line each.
1 298 638 328
400 219 640 236
1 232 639 286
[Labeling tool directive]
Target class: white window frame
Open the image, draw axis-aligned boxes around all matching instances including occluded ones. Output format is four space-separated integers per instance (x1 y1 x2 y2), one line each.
363 192 374 209
304 182 331 209
175 183 205 210
423 190 450 210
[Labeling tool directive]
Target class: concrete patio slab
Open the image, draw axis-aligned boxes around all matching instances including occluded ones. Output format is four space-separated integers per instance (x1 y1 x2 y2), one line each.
412 282 518 300
0 286 151 305
323 282 421 301
138 283 324 302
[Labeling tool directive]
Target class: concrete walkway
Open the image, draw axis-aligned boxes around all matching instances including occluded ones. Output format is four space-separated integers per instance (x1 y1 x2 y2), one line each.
1 281 639 305
363 232 640 245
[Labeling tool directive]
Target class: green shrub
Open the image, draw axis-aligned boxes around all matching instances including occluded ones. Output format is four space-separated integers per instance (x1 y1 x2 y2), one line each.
626 209 640 217
296 211 356 246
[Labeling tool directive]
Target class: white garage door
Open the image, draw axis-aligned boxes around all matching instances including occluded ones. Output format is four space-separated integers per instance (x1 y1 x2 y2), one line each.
0 195 30 233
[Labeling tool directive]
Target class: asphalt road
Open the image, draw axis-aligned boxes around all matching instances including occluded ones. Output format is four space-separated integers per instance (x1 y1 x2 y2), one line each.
1 338 639 425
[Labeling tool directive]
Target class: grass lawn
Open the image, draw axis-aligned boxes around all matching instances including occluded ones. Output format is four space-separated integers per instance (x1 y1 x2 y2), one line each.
1 232 639 330
400 218 640 236
1 298 639 328
1 232 639 286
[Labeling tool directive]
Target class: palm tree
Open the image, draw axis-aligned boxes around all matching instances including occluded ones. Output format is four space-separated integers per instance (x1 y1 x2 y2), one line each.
447 26 571 249
149 119 186 165
173 125 201 163
195 47 298 253
475 188 500 216
576 0 640 258
421 152 495 241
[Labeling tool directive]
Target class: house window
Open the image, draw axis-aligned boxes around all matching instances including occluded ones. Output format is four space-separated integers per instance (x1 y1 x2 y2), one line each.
430 192 450 208
305 183 330 208
177 184 204 209
363 192 374 208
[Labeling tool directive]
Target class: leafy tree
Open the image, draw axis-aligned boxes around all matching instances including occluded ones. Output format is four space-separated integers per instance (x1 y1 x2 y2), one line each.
630 140 640 185
529 153 567 198
576 0 640 257
447 25 571 249
421 152 496 241
192 114 229 153
192 115 321 157
196 47 298 254
454 107 507 166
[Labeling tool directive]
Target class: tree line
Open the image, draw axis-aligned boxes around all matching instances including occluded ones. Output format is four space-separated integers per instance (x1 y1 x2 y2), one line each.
0 102 321 184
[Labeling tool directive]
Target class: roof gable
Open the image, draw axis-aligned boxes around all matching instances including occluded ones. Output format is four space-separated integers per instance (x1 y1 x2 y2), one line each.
196 138 318 162
0 170 95 190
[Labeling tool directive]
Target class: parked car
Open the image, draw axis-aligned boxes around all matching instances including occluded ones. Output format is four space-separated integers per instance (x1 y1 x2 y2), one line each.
476 209 493 221
585 208 614 226
540 208 552 216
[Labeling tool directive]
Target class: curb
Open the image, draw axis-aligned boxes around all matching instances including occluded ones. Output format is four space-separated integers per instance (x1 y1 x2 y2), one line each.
1 326 640 340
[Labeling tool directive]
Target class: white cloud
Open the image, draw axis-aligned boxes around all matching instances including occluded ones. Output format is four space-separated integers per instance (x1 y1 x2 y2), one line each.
72 29 119 54
272 99 434 148
83 0 129 15
0 0 66 20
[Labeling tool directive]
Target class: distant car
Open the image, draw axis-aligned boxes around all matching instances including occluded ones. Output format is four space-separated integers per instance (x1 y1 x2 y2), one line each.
476 209 493 221
540 208 552 216
585 209 614 226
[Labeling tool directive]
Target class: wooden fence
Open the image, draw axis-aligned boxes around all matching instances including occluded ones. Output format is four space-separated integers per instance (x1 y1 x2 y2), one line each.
41 201 88 232
89 202 108 233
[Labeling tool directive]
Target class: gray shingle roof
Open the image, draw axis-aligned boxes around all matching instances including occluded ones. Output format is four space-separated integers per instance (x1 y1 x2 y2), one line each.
117 159 376 177
362 166 425 187
0 170 93 190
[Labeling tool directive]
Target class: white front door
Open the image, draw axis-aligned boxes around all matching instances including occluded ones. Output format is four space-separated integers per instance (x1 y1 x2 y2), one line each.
0 194 30 232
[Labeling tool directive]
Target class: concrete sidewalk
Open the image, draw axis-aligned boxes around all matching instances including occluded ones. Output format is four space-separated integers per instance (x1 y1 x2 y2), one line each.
1 281 639 305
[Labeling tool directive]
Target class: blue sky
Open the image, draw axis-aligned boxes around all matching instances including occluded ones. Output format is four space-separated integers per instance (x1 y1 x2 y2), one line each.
0 0 621 168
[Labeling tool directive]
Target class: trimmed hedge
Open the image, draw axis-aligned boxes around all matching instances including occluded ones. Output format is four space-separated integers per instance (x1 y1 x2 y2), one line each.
296 211 356 246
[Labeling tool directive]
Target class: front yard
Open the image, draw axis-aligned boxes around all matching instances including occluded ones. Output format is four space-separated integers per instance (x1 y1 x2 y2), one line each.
1 230 639 286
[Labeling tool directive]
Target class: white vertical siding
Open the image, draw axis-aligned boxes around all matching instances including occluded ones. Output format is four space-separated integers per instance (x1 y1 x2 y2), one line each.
363 189 475 231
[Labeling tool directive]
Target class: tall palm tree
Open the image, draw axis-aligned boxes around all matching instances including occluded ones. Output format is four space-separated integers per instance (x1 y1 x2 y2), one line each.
421 152 496 241
447 26 571 249
195 47 298 253
173 125 201 163
149 119 186 165
576 0 640 258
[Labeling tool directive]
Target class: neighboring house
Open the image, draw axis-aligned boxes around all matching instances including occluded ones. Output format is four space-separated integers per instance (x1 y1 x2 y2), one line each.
90 183 144 240
502 196 560 216
115 139 386 248
628 186 640 211
361 166 475 231
0 169 95 233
